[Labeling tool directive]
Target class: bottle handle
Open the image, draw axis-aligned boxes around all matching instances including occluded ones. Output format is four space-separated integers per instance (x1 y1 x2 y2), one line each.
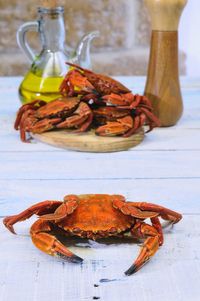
16 21 39 63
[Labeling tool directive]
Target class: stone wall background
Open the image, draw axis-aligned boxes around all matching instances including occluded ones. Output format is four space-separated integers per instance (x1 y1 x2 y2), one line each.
0 0 186 76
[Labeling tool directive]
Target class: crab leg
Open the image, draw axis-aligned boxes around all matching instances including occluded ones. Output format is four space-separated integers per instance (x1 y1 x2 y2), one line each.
14 100 46 130
60 69 96 96
138 107 161 130
20 113 61 142
19 109 38 142
3 201 62 234
56 102 93 132
125 221 160 275
130 202 182 224
30 118 62 133
30 219 83 263
122 115 142 138
151 217 164 245
75 112 94 133
95 116 133 136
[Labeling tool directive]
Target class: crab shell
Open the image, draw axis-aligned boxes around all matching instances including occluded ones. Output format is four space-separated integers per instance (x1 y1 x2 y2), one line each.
54 194 135 239
63 63 131 96
35 97 80 119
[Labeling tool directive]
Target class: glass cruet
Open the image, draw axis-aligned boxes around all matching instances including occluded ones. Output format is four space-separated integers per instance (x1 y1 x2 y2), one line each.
17 6 98 104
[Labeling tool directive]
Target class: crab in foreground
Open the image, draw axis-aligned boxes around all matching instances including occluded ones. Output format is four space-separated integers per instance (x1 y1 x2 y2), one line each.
3 194 182 275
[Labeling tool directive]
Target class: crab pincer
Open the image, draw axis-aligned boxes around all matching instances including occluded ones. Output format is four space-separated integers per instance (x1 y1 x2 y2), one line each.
30 219 83 263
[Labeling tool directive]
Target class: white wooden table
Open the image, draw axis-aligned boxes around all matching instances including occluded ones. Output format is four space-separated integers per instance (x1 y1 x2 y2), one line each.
0 77 200 301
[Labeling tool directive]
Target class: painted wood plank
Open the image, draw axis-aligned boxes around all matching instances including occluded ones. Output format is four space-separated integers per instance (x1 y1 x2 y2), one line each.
140 128 200 150
0 178 199 216
0 215 199 301
0 150 199 180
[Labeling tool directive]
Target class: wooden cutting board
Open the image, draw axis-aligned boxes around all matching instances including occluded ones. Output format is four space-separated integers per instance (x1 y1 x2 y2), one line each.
32 128 144 152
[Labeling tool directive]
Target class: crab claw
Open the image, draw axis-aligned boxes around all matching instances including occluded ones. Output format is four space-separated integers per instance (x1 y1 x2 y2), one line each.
125 251 150 275
96 116 134 137
125 263 147 276
32 232 83 263
125 222 160 275
60 68 96 96
54 242 83 263
31 117 62 134
31 219 83 263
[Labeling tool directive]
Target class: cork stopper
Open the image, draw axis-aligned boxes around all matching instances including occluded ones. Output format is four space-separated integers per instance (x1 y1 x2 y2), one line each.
39 0 64 8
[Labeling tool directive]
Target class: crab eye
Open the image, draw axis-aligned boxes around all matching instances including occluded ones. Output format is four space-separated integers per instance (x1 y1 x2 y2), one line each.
64 194 79 203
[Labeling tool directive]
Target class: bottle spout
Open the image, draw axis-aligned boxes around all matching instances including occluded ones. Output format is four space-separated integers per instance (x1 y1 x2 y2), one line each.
74 31 100 69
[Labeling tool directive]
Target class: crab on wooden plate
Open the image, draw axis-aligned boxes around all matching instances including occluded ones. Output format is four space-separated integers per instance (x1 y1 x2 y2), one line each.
14 64 160 142
3 194 182 275
60 63 161 136
14 97 93 142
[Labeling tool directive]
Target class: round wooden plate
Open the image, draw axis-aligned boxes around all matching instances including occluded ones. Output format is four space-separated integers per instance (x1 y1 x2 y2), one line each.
32 128 144 153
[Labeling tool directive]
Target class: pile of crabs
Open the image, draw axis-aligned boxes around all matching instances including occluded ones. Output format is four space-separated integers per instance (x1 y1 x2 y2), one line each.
15 63 160 142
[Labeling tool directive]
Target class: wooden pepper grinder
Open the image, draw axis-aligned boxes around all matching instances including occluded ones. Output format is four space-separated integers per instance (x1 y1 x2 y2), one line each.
144 0 188 126
40 0 63 8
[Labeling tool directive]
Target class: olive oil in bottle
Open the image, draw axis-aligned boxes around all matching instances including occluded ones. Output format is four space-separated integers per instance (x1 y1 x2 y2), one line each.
19 70 64 104
17 7 69 104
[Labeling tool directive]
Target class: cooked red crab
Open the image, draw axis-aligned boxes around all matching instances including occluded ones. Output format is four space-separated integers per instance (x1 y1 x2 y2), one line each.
60 63 131 97
3 194 182 275
60 63 161 135
14 97 93 142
